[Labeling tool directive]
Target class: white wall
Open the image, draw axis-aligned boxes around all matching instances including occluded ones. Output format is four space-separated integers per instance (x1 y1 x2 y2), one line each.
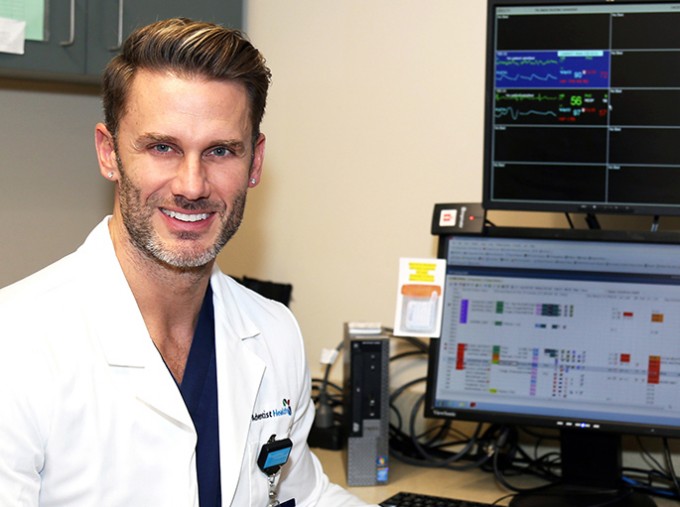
223 1 488 376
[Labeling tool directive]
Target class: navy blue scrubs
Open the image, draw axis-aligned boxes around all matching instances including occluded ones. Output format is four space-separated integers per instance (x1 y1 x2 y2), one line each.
180 284 221 506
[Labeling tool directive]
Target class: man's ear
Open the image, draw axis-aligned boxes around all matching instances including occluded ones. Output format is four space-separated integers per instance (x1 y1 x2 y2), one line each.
248 133 266 187
94 123 118 181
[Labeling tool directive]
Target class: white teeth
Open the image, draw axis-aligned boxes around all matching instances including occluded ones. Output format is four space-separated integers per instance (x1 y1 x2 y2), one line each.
162 209 210 222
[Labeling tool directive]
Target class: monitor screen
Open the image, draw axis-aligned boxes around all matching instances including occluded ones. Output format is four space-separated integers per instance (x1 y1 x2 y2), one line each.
483 0 680 216
425 228 680 505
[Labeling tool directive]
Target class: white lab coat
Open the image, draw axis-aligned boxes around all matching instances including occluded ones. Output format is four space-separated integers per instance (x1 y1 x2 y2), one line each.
0 217 371 507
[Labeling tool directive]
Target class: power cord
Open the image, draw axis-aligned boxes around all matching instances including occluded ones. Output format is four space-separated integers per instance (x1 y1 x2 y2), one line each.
309 340 345 450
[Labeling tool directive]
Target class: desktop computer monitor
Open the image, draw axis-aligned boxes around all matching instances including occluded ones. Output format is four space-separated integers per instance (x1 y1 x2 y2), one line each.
483 0 680 216
425 227 680 506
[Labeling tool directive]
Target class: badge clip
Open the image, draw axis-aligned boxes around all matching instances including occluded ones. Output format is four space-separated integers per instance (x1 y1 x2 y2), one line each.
258 434 293 507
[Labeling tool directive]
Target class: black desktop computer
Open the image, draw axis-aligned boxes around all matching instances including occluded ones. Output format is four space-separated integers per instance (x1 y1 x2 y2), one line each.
343 323 390 486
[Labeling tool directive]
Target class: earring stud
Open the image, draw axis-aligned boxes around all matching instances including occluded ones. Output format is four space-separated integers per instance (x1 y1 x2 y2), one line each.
250 178 257 185
108 171 114 179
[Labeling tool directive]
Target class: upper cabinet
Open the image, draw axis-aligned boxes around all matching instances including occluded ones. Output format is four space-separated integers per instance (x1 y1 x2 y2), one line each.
0 0 243 83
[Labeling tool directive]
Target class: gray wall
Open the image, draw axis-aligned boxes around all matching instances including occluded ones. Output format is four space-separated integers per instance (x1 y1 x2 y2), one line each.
0 80 111 287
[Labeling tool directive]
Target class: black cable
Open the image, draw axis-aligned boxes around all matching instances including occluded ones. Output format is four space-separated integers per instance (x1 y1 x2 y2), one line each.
663 437 680 499
313 340 344 429
623 467 680 499
483 426 564 494
311 378 342 395
515 426 562 481
384 331 429 353
585 213 601 229
389 405 404 436
406 392 487 470
489 426 562 495
390 376 425 402
635 436 667 478
388 378 425 435
310 381 343 406
389 376 425 437
622 437 680 500
388 377 485 469
390 349 427 362
492 427 528 492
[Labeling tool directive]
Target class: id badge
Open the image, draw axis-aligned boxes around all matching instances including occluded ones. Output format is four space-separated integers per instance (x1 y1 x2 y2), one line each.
258 434 294 507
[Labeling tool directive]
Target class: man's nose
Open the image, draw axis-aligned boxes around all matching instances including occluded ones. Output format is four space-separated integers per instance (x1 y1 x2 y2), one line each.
172 156 209 200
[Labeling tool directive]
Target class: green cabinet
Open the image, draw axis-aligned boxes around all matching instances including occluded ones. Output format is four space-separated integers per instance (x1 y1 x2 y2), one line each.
0 0 243 83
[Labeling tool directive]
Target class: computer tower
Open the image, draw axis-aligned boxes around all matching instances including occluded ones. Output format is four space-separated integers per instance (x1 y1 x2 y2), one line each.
343 323 390 486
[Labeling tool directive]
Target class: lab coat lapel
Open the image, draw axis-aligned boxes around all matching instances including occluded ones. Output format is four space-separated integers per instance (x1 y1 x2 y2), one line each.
81 219 194 430
212 274 265 504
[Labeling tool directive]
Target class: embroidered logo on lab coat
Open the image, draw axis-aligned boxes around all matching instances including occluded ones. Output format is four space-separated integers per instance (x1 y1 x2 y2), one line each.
252 399 293 422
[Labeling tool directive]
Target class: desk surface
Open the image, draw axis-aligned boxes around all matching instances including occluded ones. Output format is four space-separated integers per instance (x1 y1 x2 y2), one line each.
313 448 677 507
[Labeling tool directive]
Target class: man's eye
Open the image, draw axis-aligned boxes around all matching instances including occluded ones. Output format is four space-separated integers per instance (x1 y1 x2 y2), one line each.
210 146 231 157
153 144 173 153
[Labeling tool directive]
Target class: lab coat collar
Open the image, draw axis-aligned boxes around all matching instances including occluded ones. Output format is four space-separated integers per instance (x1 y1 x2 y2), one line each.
209 266 261 341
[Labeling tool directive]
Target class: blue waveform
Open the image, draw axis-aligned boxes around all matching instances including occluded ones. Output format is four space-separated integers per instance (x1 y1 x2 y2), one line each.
497 72 559 83
496 50 610 89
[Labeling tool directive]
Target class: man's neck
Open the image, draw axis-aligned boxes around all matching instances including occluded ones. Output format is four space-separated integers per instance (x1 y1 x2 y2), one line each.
109 218 214 383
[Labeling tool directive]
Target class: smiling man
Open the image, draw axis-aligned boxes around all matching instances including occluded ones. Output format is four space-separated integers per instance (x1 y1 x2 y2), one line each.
104 71 257 275
0 18 371 507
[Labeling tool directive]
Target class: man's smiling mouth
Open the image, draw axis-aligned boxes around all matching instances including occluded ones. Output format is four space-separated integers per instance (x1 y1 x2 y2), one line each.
161 209 212 222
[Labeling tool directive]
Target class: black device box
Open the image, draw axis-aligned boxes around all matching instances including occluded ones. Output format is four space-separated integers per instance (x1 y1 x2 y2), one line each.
343 323 390 486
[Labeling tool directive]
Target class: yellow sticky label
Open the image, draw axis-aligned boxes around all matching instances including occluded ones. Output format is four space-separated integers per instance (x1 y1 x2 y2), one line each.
408 262 437 282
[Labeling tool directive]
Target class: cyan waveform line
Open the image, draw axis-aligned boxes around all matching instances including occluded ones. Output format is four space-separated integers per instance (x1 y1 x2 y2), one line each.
495 107 557 121
498 73 558 82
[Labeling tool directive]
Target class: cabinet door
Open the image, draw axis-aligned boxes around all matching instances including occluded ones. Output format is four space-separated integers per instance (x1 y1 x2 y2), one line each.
86 0 243 80
0 0 88 79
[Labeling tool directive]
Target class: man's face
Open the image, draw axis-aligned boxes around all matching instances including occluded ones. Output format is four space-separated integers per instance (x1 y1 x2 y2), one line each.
99 70 264 269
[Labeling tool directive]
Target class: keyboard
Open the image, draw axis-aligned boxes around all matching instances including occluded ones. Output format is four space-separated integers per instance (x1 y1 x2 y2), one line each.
380 491 496 507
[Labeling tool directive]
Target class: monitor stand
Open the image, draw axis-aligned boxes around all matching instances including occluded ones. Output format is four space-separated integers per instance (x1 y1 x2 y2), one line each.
509 429 657 507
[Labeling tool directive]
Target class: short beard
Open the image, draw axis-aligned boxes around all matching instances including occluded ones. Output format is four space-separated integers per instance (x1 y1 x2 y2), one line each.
117 159 247 270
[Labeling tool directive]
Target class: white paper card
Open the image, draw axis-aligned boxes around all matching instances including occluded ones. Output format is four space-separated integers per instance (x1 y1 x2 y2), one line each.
393 258 445 338
0 16 25 54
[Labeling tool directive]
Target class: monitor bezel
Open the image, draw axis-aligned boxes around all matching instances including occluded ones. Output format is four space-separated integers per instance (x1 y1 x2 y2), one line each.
481 0 680 217
424 226 680 439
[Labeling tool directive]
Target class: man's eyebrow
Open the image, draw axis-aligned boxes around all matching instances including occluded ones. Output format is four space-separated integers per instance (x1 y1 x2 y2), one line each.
214 140 247 156
132 133 178 150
